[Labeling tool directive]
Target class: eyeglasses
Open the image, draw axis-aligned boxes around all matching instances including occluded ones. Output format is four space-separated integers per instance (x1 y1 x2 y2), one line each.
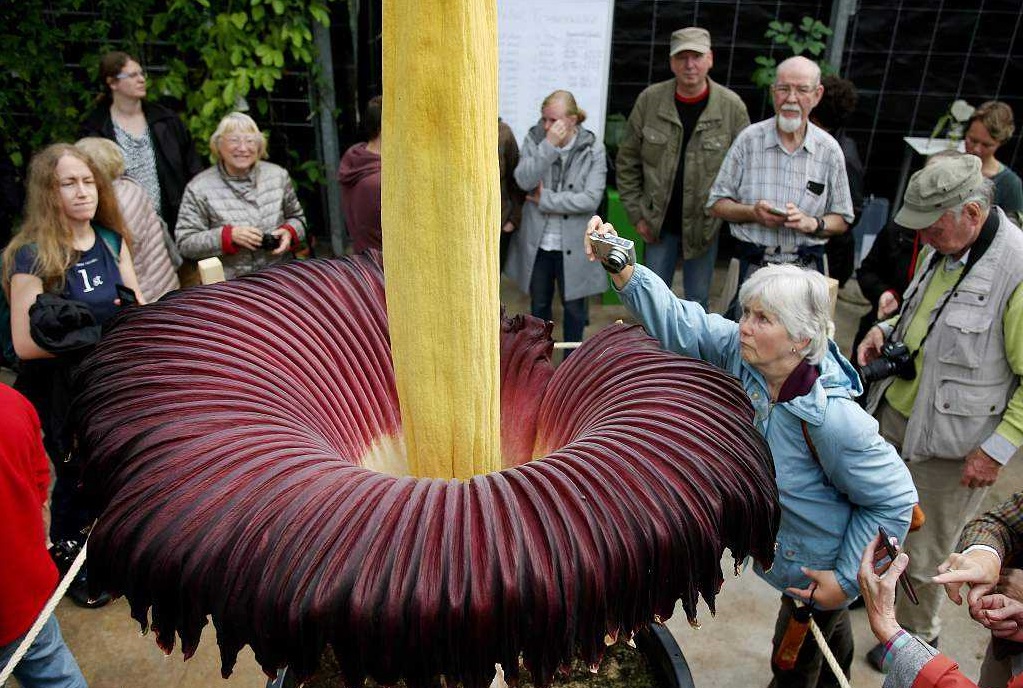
115 70 146 80
223 134 263 147
772 84 817 97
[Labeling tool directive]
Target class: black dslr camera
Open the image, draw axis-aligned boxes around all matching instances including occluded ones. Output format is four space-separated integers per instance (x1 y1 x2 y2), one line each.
860 340 916 383
260 232 282 250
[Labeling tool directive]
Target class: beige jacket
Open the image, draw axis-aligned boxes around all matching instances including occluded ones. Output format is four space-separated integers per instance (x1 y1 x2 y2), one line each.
114 176 179 301
866 209 1023 461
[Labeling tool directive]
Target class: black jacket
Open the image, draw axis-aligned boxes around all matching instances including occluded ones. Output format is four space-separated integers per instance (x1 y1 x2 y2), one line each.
850 221 919 361
81 101 204 235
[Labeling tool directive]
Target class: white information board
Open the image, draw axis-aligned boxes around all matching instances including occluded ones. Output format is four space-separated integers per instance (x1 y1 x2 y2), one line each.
497 0 614 147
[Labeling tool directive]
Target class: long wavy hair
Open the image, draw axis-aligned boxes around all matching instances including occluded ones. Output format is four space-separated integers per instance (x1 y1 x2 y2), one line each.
3 143 130 296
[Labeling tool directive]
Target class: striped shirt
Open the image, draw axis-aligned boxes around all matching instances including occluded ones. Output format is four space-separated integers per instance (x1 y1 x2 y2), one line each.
707 118 854 252
113 121 163 217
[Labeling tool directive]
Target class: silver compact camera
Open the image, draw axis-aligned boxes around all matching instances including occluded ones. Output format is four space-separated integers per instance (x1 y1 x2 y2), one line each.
589 233 637 274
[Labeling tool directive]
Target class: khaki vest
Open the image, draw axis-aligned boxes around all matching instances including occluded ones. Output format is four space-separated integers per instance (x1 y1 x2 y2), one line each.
866 209 1023 460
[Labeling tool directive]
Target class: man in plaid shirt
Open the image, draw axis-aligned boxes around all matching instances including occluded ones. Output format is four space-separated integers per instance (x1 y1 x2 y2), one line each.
932 492 1023 685
707 55 854 316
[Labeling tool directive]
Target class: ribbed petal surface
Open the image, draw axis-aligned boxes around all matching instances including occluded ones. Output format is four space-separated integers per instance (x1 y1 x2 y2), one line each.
73 252 778 688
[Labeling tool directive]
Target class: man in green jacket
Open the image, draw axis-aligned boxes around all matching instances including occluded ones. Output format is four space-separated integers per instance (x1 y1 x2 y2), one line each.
615 27 749 307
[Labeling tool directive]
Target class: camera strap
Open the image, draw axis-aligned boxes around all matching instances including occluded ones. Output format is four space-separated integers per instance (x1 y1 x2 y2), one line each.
894 211 999 361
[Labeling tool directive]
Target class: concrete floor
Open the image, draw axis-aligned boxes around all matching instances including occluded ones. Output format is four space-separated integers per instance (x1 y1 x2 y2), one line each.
5 263 1019 687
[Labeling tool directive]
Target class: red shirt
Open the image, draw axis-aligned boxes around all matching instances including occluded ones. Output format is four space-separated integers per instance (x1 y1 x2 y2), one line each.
0 385 58 646
914 654 1023 688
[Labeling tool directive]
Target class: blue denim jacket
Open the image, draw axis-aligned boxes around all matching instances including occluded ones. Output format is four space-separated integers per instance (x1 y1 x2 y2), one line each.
619 264 917 603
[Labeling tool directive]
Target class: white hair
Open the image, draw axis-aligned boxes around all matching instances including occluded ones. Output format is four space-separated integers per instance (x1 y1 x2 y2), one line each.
952 177 995 218
209 111 268 162
738 264 835 365
776 56 822 88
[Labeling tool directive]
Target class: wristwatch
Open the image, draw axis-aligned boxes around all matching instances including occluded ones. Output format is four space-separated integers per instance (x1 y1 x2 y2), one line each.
812 216 827 238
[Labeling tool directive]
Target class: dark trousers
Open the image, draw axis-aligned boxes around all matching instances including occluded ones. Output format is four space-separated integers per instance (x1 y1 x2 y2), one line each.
500 230 513 271
49 449 92 543
529 249 588 343
727 241 827 321
769 595 853 688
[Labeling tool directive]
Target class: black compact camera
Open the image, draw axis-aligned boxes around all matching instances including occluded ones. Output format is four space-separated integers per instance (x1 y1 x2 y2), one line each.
860 340 916 383
589 233 636 274
260 232 281 250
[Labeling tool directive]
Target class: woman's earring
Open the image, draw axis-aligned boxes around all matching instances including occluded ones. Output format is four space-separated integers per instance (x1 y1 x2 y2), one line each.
790 347 798 355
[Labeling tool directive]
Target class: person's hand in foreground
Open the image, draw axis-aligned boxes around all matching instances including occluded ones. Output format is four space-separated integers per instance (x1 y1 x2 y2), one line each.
585 216 633 288
972 593 1023 642
932 548 1001 606
857 325 886 367
858 532 908 643
998 568 1023 602
786 568 848 610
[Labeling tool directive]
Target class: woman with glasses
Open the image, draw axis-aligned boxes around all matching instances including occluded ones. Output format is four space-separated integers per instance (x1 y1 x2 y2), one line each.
175 112 306 279
80 51 203 236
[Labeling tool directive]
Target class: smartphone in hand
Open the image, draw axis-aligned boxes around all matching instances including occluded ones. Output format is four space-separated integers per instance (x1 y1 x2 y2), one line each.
115 283 138 307
878 525 919 605
768 206 789 217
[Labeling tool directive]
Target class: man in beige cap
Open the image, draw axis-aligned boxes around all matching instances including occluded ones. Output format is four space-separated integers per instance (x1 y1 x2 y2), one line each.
615 26 749 307
857 152 1023 668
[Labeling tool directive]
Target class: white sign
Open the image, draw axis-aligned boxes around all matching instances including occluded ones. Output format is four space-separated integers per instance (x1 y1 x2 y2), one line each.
497 0 614 147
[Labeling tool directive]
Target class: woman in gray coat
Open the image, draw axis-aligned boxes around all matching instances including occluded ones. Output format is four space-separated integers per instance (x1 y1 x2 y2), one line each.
505 90 607 344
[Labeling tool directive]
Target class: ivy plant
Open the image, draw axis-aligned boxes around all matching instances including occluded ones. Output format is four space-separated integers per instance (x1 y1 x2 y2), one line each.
751 16 834 89
0 0 334 191
143 0 332 164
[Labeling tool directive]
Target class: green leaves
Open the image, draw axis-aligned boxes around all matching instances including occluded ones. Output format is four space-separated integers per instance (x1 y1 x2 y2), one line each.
0 0 333 179
751 14 833 89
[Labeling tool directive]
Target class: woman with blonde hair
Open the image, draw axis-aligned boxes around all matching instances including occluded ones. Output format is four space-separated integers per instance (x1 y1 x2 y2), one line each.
175 112 306 279
76 136 180 301
2 143 144 607
504 90 607 345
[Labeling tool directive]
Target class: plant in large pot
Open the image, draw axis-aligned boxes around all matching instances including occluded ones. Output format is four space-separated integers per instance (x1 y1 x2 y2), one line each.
72 2 780 686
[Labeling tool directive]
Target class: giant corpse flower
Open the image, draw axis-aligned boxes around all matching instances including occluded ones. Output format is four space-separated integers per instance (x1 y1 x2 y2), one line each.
72 1 780 686
74 253 778 687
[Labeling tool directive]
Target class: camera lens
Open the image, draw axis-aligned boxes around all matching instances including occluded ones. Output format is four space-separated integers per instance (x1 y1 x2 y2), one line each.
859 357 895 383
604 248 627 273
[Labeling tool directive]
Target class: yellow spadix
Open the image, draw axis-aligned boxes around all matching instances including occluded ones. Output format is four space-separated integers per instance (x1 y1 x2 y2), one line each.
382 0 501 479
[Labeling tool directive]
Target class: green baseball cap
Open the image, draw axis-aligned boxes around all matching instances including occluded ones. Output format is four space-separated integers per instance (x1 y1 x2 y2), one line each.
895 154 985 230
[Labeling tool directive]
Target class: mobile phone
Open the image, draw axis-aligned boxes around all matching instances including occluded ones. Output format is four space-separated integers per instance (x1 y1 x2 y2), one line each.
768 205 789 217
878 525 919 605
115 283 138 307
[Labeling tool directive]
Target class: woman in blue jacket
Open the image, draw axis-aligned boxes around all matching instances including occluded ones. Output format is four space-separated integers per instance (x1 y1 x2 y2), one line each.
585 216 918 688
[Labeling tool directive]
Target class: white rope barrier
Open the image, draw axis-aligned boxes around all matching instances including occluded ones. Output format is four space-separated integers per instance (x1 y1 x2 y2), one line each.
808 617 852 688
0 542 88 685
